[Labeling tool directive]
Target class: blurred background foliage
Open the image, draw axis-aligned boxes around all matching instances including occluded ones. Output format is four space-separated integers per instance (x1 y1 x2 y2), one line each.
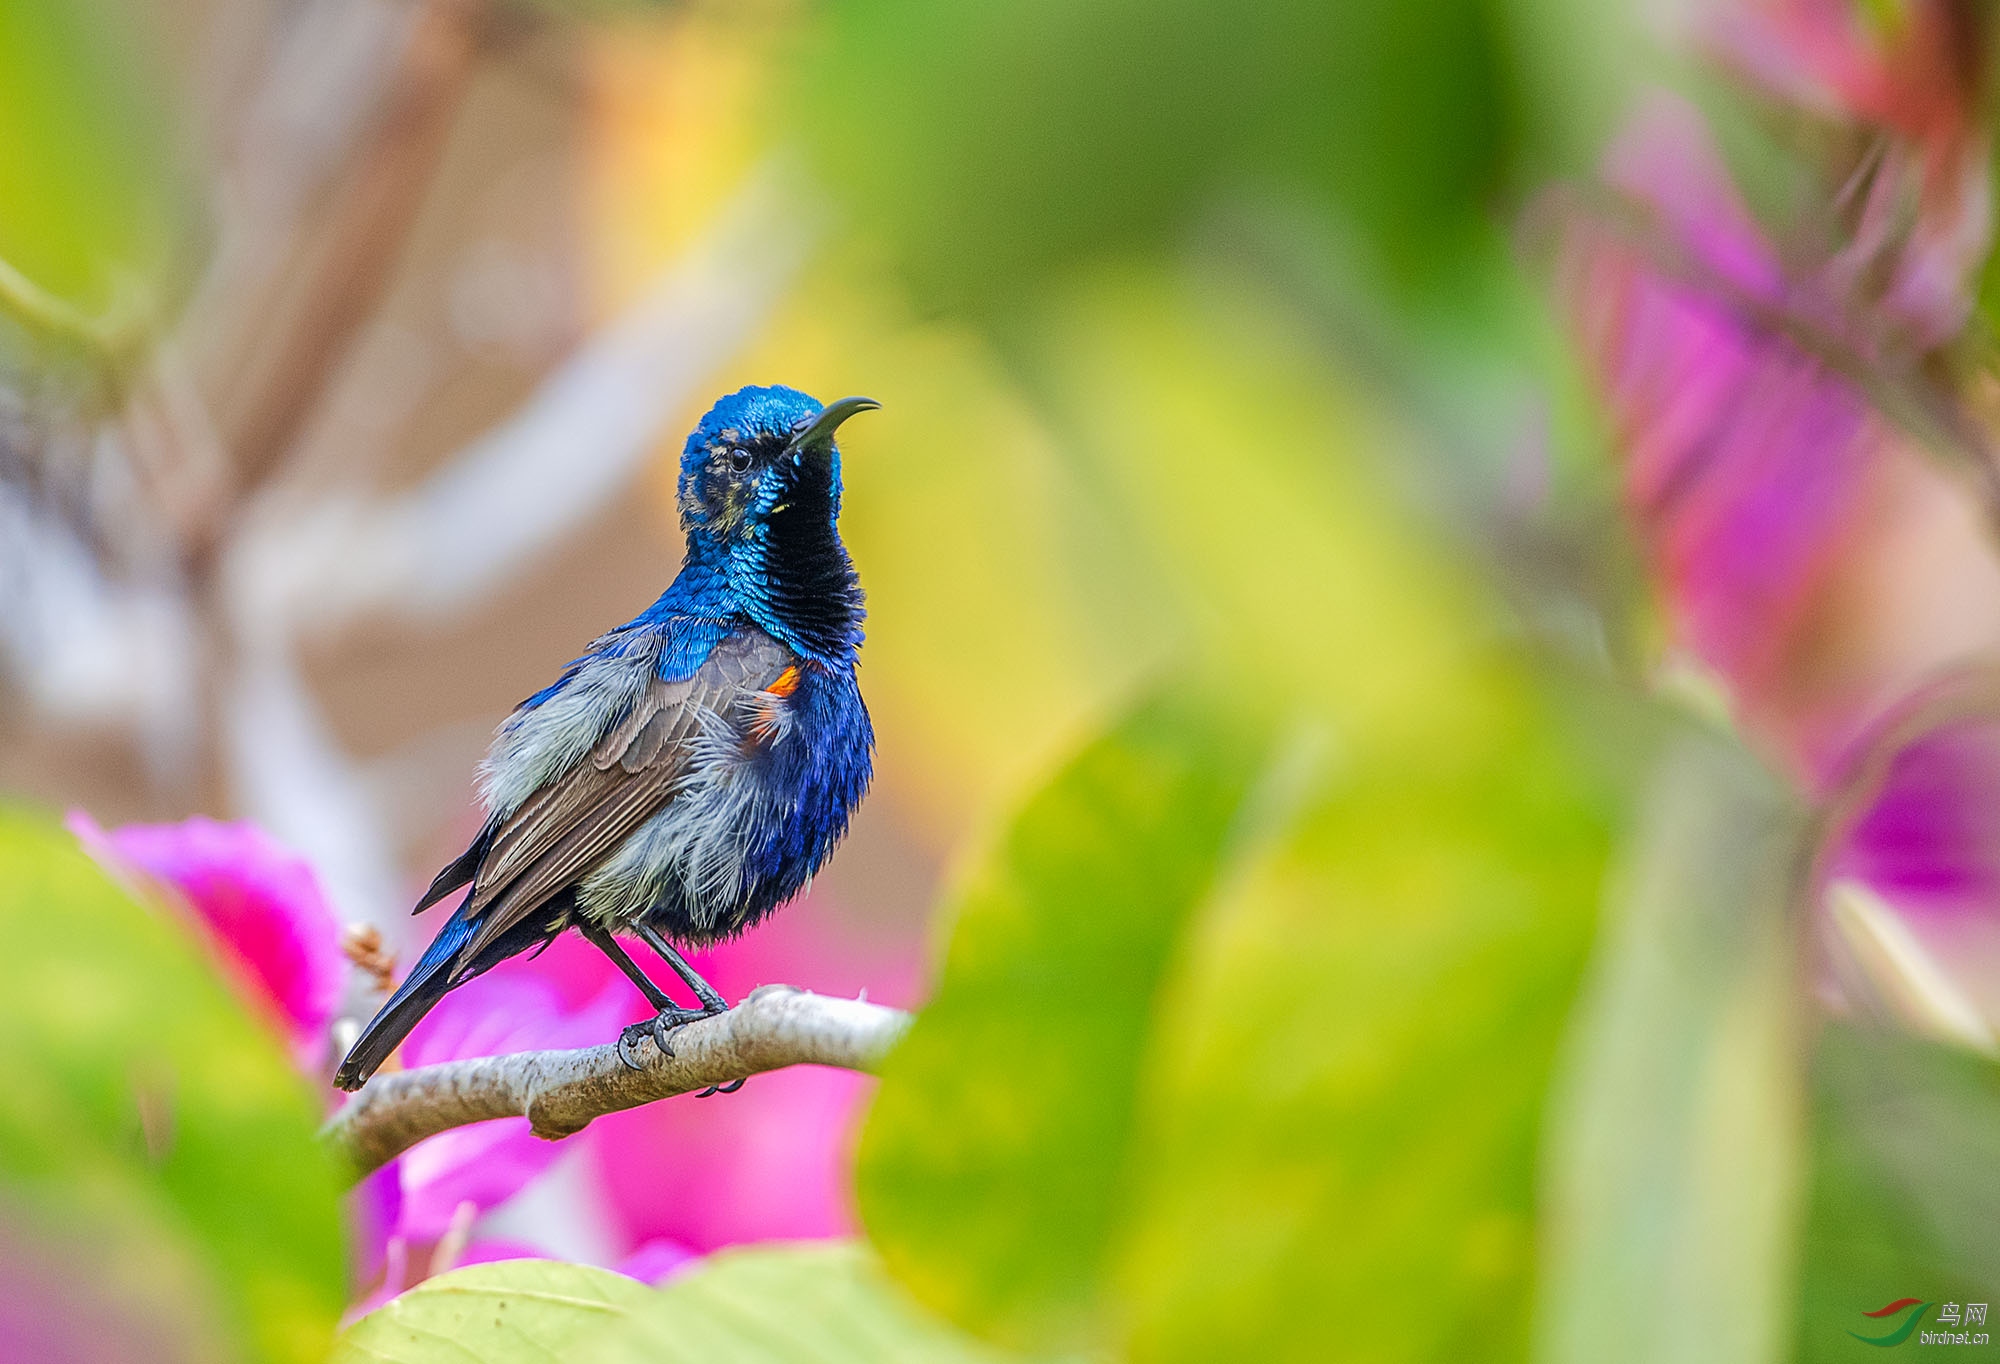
5 0 2000 1361
0 811 344 1364
0 0 190 331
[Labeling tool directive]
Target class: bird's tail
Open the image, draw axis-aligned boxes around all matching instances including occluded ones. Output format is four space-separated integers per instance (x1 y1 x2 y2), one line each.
333 908 477 1091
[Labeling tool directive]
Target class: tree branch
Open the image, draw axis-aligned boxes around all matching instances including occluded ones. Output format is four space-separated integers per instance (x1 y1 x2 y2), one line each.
322 986 913 1179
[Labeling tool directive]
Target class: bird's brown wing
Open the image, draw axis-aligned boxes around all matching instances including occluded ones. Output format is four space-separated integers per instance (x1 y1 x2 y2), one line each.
452 628 794 967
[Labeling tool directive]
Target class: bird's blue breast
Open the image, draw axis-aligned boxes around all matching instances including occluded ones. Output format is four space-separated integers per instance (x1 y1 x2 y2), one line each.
734 662 874 916
552 621 873 943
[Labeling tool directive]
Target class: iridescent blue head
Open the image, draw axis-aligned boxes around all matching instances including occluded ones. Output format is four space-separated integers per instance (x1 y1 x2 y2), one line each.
677 384 879 666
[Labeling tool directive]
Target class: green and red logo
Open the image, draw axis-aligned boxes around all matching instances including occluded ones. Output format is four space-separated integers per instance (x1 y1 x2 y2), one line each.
1851 1299 1930 1347
1849 1297 1991 1347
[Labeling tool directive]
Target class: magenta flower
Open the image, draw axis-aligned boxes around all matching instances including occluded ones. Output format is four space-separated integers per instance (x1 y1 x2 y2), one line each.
68 812 346 1068
63 805 928 1305
1713 0 1990 353
612 1238 699 1285
1557 0 1995 779
1826 680 2000 920
1817 672 2000 1047
379 964 629 1243
1554 12 2000 1048
583 895 921 1253
1558 97 1888 755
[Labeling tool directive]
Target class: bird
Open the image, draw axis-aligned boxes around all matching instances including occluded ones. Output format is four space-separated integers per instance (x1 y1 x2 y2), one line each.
333 385 879 1092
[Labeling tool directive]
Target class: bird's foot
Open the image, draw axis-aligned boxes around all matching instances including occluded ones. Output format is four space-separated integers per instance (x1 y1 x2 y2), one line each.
695 1078 746 1099
614 1003 723 1069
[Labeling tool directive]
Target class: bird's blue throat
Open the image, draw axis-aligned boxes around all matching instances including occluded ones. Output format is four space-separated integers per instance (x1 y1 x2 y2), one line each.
703 465 864 667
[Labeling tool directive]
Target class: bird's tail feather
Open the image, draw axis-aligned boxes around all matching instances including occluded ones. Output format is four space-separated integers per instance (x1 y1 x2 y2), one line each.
333 908 477 1091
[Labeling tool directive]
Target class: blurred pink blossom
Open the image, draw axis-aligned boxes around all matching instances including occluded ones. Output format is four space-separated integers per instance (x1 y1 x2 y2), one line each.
1559 97 1889 756
384 964 629 1242
1813 671 2000 1039
68 802 926 1302
1824 673 2000 920
356 883 916 1296
612 1238 700 1285
581 893 922 1254
1554 14 2000 1044
1712 0 1992 351
67 812 346 1068
1559 0 1996 779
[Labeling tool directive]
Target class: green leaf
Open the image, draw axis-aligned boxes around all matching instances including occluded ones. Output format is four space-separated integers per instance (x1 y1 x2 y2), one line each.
1113 671 1616 1364
0 0 190 329
1534 732 1808 1364
0 808 345 1364
332 1260 656 1364
1796 1025 2000 1362
794 0 1509 314
856 683 1277 1349
854 260 1627 1359
570 1242 1045 1363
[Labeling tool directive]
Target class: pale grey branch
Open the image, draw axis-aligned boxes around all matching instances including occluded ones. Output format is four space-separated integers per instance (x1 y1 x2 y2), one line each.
322 986 913 1178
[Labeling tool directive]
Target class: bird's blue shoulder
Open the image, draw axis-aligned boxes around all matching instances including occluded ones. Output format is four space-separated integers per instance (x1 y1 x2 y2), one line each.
519 561 737 715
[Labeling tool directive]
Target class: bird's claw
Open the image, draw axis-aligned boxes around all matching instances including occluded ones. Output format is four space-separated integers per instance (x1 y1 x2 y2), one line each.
616 1023 653 1070
616 1003 724 1069
695 1077 747 1099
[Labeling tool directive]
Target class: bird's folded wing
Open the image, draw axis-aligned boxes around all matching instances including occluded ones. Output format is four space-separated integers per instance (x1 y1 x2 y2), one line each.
453 628 794 968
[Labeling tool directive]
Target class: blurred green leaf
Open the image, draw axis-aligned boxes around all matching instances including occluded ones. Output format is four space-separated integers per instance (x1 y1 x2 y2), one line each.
571 1242 1044 1363
1491 0 1647 185
1535 732 1807 1364
1796 1024 2000 1362
0 808 345 1364
857 682 1277 1349
0 0 190 332
1114 672 1615 1363
342 1246 1043 1364
852 256 1622 1359
795 0 1509 314
332 1260 655 1364
1028 271 1518 757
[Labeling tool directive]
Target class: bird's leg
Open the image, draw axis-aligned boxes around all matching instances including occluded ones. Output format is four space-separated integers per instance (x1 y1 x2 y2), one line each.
578 921 707 1068
632 924 743 1096
634 924 730 1013
579 920 673 1009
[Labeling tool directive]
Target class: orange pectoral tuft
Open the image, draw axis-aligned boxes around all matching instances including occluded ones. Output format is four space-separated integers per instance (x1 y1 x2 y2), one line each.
767 665 802 698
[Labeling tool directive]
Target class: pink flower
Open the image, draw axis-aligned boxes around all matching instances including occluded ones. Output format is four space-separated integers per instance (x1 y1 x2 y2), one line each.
1552 25 2000 1051
349 891 917 1303
67 812 346 1068
1558 98 1889 757
1712 0 1992 352
612 1238 699 1285
344 935 633 1305
1825 672 2000 921
380 961 629 1242
1816 671 2000 1044
582 893 921 1253
63 805 928 1305
351 879 908 1271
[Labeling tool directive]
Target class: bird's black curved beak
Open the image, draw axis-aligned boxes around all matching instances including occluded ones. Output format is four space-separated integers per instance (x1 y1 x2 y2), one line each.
787 396 880 457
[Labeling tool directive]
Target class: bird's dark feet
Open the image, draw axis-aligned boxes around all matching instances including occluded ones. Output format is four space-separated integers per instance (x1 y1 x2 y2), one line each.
695 1078 747 1098
614 1003 723 1069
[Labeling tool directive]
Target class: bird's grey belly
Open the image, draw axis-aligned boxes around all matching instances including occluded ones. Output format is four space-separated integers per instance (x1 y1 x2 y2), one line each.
575 743 778 938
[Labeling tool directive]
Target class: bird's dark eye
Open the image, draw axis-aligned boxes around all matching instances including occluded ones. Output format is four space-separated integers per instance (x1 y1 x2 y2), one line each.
727 449 753 474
